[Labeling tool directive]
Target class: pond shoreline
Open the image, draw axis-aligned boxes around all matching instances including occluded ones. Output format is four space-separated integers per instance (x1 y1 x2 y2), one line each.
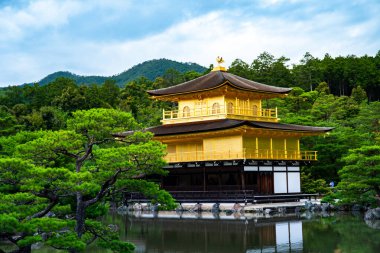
118 199 380 226
120 198 321 214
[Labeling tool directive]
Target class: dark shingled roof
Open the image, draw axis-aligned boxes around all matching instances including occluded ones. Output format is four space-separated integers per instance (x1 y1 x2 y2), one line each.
114 119 333 137
147 70 292 96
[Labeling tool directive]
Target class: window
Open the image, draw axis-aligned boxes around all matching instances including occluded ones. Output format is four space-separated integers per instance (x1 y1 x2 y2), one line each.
194 100 206 116
227 102 234 114
252 105 258 116
212 102 220 114
182 106 190 117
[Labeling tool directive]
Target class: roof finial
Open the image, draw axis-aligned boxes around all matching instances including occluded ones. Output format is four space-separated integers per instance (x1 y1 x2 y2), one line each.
212 56 227 72
216 56 224 65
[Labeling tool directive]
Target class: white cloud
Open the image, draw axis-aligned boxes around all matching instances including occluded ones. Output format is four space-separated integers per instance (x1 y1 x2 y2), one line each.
72 9 378 75
0 0 85 41
0 1 379 86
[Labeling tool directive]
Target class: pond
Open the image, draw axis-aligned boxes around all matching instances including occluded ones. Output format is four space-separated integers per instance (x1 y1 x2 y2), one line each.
30 211 380 252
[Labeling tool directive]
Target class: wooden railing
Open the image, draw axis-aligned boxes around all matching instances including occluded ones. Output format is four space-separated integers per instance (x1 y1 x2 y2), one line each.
162 105 278 124
165 149 317 163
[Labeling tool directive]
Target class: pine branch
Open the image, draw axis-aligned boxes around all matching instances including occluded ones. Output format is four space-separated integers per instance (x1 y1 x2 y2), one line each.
29 198 58 219
84 169 126 207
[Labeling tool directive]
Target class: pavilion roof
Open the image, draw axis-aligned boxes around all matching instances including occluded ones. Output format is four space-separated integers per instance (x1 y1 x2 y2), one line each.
114 119 333 137
147 70 292 97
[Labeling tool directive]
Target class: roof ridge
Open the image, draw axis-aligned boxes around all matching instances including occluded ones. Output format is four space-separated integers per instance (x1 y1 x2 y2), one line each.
148 70 292 97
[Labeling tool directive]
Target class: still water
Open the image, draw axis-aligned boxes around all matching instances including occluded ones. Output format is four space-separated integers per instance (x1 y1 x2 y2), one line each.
33 211 380 252
103 211 380 253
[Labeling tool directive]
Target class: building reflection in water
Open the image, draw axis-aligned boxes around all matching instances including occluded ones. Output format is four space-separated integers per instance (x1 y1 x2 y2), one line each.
248 221 303 253
122 211 303 253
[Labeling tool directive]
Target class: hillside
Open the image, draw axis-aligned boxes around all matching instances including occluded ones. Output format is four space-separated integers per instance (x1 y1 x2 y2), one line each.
36 71 108 86
34 59 206 87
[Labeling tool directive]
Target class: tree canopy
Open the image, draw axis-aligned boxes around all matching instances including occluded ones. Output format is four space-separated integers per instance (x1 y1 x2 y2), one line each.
336 145 380 206
0 108 175 253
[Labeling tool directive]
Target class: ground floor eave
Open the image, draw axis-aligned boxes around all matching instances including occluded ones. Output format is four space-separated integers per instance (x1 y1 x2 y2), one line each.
153 125 327 142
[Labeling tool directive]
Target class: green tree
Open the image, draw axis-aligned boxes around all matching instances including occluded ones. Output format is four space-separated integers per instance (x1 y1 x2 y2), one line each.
100 80 120 107
52 86 86 112
120 77 151 118
337 145 380 206
283 87 315 114
315 81 330 94
80 85 107 109
162 68 184 88
0 108 175 253
182 70 203 81
349 102 380 140
351 85 368 104
0 106 23 136
292 52 323 91
21 106 67 131
251 52 275 84
0 131 46 157
269 56 293 87
29 77 78 109
310 94 336 120
228 59 251 79
119 77 164 126
329 96 360 122
301 171 331 194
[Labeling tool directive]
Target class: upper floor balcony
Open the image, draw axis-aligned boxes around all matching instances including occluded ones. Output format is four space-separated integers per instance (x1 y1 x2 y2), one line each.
165 149 317 163
162 104 278 125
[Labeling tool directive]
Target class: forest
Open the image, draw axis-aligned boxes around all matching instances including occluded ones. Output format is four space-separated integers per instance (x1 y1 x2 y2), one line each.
0 51 379 252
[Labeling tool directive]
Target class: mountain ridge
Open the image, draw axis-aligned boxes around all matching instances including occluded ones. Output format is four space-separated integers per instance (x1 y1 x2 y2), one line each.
28 59 207 87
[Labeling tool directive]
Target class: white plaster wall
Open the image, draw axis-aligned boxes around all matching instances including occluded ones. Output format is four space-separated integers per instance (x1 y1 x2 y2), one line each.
274 172 287 193
288 172 301 193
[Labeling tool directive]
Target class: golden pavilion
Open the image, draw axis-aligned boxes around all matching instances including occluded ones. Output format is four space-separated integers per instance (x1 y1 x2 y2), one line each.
118 59 332 199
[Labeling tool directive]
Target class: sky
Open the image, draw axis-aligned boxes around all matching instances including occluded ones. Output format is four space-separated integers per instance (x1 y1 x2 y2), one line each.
0 0 379 87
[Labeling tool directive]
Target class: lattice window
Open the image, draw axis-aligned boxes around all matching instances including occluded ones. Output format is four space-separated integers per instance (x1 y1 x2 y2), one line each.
182 106 190 117
252 105 258 116
227 102 234 114
212 103 220 114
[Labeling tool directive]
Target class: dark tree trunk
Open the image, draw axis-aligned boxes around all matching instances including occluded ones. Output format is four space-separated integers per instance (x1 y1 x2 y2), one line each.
75 192 86 238
375 187 380 207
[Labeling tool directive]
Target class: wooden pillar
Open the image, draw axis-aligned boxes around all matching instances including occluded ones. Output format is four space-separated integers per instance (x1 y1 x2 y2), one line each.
247 98 250 115
286 171 289 193
297 139 300 159
217 170 222 191
284 138 287 159
256 137 259 158
203 167 206 192
240 169 246 191
258 172 261 194
160 175 164 189
270 138 273 159
236 97 239 114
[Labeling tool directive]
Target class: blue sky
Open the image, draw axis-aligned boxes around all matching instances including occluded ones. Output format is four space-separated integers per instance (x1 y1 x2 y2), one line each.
0 0 379 87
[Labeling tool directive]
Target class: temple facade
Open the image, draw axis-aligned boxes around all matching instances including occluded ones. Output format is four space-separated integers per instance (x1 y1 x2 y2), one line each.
119 61 332 197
